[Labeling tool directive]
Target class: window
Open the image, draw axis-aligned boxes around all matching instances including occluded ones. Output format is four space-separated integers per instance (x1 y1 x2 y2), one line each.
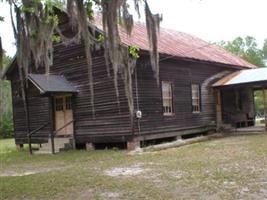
55 96 72 111
191 84 201 113
55 97 64 111
65 96 72 110
162 81 174 115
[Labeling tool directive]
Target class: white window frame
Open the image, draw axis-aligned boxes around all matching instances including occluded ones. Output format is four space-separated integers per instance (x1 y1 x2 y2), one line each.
191 84 201 113
162 81 174 116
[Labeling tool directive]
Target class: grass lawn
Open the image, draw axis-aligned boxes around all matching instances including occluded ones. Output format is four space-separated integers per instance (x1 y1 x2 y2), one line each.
0 134 267 200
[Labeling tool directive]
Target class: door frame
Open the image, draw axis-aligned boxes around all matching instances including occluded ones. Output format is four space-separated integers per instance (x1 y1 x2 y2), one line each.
53 94 74 136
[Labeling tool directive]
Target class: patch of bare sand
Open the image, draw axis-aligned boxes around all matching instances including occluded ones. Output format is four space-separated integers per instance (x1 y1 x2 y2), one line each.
0 166 67 177
104 164 148 177
101 192 121 199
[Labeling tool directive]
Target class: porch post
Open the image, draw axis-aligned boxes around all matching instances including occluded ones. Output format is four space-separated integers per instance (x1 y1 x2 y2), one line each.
24 84 31 154
262 88 267 132
71 95 76 150
49 96 55 154
215 89 223 129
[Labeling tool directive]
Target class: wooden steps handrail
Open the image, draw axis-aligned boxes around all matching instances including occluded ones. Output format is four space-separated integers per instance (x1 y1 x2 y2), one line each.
53 120 75 135
28 122 50 154
28 120 75 155
28 122 50 137
50 120 75 154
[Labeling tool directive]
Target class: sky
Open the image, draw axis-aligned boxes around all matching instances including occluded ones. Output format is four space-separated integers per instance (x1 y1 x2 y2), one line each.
0 0 266 57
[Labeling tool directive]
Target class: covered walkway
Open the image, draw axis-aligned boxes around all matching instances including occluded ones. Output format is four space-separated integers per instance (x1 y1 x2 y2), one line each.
213 67 267 132
235 124 265 133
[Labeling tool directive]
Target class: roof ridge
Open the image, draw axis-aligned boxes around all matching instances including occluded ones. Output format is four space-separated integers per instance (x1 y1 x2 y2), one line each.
93 16 256 69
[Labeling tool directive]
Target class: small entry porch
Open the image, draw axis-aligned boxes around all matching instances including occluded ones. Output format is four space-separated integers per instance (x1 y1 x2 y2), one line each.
27 74 78 154
213 68 267 133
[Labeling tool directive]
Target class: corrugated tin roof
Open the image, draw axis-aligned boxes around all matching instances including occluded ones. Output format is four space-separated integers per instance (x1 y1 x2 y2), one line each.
3 16 256 80
28 74 78 94
213 68 267 87
94 18 256 69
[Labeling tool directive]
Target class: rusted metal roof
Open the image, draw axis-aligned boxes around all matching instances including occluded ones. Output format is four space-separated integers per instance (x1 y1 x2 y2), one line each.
94 18 256 69
28 74 78 94
213 68 267 87
3 17 256 80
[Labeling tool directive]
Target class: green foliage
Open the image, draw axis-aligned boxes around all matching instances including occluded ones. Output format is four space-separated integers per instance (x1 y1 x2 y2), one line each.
218 36 266 67
263 39 267 59
129 45 140 59
254 90 267 117
85 0 94 19
51 35 61 43
30 29 38 38
0 16 4 22
96 34 105 43
21 6 35 14
43 0 63 11
45 14 59 25
3 53 12 67
51 0 64 11
1 113 14 138
218 37 267 117
0 54 13 138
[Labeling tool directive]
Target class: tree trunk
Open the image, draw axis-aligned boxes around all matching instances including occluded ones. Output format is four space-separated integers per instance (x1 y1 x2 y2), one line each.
262 88 267 131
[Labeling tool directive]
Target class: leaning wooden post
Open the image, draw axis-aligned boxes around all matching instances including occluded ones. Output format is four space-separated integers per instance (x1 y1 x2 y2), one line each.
49 96 55 154
215 89 223 129
262 88 267 132
24 81 31 154
28 134 32 154
71 95 76 150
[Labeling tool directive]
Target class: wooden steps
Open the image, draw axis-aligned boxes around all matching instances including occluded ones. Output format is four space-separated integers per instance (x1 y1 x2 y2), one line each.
35 137 73 154
234 125 265 133
218 123 234 133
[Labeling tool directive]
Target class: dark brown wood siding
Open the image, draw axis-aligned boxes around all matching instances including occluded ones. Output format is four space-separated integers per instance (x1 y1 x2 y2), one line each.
9 42 244 144
51 44 132 143
134 59 234 138
10 70 50 144
221 87 255 125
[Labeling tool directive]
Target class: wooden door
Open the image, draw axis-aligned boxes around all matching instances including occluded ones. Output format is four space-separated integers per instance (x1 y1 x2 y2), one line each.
54 95 73 136
65 96 73 135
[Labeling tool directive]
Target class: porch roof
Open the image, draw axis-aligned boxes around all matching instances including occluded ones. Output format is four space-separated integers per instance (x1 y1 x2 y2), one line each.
213 68 267 88
28 74 78 94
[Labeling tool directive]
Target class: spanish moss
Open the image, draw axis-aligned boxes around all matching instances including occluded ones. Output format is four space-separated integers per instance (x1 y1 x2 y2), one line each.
0 37 2 72
5 0 161 122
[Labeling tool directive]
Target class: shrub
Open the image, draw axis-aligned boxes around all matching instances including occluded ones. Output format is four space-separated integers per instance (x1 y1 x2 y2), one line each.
0 112 14 138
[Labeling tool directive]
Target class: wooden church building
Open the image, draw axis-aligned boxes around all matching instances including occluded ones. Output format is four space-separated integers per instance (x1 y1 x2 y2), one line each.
3 13 267 153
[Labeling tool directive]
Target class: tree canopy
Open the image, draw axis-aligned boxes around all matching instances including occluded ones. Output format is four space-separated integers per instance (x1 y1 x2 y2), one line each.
218 36 267 117
263 39 267 60
0 0 162 126
0 53 13 138
218 36 266 67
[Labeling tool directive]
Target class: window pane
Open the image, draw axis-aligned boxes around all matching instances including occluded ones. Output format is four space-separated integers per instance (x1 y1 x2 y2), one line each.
162 81 174 115
163 99 169 107
192 84 200 112
65 96 72 110
55 98 64 111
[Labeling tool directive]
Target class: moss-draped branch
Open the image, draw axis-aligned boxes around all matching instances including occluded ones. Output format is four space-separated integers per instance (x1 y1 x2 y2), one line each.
4 0 162 121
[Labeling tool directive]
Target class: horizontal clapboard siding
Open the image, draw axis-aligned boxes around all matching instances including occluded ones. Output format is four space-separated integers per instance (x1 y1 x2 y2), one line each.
133 59 235 138
9 41 243 145
52 44 132 143
11 78 50 144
